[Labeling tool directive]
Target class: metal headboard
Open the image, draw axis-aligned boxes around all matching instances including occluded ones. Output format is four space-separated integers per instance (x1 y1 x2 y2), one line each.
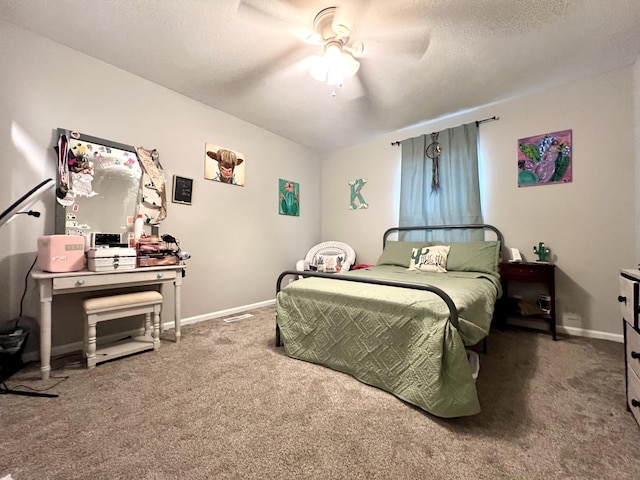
383 224 503 248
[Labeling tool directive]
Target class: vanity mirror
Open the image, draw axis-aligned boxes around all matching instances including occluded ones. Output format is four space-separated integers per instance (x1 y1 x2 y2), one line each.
54 128 142 243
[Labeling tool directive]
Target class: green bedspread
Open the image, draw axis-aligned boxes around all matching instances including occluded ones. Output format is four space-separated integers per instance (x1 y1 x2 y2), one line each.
276 265 502 418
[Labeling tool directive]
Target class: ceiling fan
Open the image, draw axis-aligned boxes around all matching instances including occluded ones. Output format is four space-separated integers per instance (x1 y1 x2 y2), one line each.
237 1 430 98
305 6 364 92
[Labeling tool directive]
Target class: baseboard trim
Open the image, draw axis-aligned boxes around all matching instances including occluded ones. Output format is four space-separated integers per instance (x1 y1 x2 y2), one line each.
174 299 276 328
23 299 277 364
23 301 621 364
507 318 623 343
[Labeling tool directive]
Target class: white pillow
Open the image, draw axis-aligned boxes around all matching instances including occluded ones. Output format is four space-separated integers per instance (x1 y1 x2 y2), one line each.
408 245 450 273
315 254 344 273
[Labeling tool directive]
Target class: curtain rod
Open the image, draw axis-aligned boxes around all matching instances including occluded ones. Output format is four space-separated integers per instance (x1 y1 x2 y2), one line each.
390 116 499 146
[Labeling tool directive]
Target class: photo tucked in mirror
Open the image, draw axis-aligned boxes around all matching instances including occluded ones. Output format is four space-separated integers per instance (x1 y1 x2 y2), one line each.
55 128 142 246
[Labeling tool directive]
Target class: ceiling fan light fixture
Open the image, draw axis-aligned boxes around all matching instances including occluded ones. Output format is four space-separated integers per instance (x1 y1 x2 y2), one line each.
309 40 359 87
326 64 344 86
309 58 328 82
306 6 363 92
342 52 360 78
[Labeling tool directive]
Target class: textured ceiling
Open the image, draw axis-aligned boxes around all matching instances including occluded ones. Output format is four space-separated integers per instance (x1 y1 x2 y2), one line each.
2 0 640 152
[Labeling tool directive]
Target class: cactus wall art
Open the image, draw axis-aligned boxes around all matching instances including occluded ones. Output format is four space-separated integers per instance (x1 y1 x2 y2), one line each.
279 178 300 216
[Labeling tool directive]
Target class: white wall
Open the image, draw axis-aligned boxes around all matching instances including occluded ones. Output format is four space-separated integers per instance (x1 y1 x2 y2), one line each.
2 18 636 355
321 138 402 262
634 58 640 264
321 67 637 340
0 21 321 351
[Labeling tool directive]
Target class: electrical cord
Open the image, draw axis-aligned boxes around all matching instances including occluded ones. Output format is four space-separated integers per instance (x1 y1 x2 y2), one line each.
1 374 68 394
16 254 38 326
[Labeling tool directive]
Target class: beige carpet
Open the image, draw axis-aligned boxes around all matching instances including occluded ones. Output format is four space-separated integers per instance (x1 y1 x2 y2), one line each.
1 305 639 479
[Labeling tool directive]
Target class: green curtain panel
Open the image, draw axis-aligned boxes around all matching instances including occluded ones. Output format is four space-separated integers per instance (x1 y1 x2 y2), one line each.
399 123 482 242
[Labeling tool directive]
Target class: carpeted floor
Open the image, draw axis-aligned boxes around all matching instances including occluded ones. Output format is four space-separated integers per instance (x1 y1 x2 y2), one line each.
1 305 639 479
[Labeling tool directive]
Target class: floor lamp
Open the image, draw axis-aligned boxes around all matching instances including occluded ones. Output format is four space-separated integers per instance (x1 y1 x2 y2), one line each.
0 178 59 398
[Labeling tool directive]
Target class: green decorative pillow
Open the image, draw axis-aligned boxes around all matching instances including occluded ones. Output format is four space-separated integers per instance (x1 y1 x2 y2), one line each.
377 239 500 274
442 241 501 274
408 245 450 273
376 241 434 268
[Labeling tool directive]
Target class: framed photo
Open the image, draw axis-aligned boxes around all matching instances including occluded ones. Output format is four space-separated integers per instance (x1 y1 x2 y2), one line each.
172 175 193 205
204 143 246 186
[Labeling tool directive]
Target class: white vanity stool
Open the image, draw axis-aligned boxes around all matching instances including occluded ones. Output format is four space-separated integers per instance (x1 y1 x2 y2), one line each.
82 291 163 369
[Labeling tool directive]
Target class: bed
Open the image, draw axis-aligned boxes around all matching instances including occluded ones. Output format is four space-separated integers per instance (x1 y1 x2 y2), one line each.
275 224 503 418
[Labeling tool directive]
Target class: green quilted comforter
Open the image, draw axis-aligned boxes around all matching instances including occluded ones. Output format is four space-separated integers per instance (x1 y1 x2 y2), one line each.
276 265 502 418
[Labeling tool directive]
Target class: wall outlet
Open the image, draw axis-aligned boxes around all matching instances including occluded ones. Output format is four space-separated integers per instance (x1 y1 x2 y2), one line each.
563 311 581 326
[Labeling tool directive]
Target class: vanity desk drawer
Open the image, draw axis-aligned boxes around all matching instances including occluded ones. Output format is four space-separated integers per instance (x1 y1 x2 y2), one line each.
52 268 177 292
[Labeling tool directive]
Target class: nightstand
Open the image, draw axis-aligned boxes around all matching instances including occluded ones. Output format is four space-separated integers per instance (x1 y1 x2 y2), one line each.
498 261 557 340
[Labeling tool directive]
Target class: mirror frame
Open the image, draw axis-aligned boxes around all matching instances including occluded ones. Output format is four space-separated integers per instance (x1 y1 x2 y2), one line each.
54 128 141 241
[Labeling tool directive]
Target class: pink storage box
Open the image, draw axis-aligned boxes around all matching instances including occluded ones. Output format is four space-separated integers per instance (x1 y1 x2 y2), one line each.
37 235 86 273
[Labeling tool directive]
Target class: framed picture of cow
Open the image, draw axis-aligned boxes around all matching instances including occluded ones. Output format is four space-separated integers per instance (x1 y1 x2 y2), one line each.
204 143 246 186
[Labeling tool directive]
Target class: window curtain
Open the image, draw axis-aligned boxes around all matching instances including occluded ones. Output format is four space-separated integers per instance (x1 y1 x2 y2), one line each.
399 122 482 242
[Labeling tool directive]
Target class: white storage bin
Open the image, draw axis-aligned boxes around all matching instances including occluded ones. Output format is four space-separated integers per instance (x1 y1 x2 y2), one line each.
466 350 480 380
87 247 137 272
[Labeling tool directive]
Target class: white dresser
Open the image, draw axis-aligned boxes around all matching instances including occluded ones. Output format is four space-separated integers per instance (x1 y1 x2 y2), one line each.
620 269 640 426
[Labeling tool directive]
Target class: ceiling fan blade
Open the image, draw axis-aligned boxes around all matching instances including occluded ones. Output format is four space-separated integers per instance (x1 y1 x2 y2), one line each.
358 26 431 60
237 0 316 43
331 0 397 42
330 1 360 38
335 1 431 60
217 43 313 94
268 54 320 83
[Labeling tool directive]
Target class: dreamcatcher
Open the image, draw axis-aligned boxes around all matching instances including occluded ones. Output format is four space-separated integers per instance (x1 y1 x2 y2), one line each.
426 132 441 192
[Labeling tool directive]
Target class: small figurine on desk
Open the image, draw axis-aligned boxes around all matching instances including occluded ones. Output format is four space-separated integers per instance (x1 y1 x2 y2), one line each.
533 242 550 262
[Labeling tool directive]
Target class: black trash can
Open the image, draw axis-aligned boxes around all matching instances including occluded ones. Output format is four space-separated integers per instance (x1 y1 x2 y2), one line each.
0 325 29 381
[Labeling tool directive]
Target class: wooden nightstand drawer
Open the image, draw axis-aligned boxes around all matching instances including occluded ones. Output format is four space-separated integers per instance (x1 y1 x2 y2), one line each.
499 262 554 282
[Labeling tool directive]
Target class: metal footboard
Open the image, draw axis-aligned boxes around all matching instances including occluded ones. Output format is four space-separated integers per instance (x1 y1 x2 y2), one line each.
274 269 459 347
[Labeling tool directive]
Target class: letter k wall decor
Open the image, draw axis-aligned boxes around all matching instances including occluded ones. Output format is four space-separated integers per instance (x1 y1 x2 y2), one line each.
349 178 368 209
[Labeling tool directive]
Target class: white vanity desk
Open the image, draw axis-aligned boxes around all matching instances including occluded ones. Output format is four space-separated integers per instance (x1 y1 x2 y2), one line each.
31 265 184 380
